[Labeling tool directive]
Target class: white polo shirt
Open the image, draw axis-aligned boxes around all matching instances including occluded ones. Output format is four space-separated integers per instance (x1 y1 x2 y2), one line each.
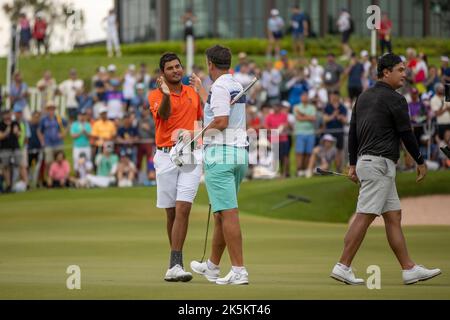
203 74 248 147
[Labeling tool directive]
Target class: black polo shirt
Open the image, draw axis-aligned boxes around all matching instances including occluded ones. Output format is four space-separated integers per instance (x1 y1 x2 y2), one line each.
349 81 412 164
0 121 20 150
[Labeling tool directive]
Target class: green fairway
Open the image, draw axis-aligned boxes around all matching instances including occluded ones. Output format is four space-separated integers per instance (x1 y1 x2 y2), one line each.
0 179 449 299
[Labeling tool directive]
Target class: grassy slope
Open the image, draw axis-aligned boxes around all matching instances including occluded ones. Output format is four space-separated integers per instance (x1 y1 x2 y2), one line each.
0 186 449 299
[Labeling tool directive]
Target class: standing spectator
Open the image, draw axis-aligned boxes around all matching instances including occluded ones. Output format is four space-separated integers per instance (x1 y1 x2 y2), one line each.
266 9 285 59
368 55 378 88
440 56 450 84
290 5 308 57
116 113 139 163
18 13 32 56
38 101 67 176
91 106 117 155
33 12 48 56
234 52 248 73
117 149 137 187
307 57 324 90
58 69 84 122
360 50 371 90
265 102 291 178
336 9 353 60
345 53 365 103
425 66 441 94
286 67 309 107
136 107 155 173
36 71 57 109
414 53 429 93
105 79 125 121
408 88 428 146
323 91 347 172
294 92 316 176
233 62 253 88
91 66 107 88
130 83 148 117
13 105 30 187
9 72 30 121
76 86 94 114
323 53 344 93
104 9 121 58
86 142 119 188
137 63 151 89
27 111 44 187
123 64 137 110
261 61 282 104
431 84 450 144
70 110 92 170
181 7 197 52
0 110 22 192
92 80 107 119
379 12 393 54
47 151 70 188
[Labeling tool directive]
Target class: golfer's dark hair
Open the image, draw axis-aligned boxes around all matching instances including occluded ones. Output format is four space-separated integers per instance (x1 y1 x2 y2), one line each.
377 53 403 79
206 45 232 70
159 52 182 71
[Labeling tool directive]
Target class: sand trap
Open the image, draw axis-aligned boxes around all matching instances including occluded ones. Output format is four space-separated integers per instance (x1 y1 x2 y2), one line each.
348 195 450 226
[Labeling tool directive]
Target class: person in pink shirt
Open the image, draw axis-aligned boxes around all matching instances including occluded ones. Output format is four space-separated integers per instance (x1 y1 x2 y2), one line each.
47 151 71 188
265 102 292 178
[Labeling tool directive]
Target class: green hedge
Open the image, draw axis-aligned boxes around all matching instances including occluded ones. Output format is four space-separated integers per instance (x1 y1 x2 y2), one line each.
69 36 450 57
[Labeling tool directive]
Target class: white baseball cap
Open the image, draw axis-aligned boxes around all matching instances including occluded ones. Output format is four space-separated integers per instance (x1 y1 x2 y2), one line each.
271 9 279 16
128 64 136 71
99 106 108 114
360 50 369 58
107 64 116 72
321 134 336 143
441 56 449 63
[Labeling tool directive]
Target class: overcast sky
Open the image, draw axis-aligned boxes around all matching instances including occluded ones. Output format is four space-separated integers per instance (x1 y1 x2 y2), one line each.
0 0 113 57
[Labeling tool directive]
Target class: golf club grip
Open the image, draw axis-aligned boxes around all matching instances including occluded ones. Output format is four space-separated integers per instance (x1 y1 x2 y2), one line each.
230 77 258 105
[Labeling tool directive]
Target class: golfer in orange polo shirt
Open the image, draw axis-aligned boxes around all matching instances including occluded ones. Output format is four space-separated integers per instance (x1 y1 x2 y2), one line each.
148 52 203 282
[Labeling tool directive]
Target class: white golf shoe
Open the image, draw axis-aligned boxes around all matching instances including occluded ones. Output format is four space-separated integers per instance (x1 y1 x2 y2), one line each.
164 264 193 282
330 263 365 285
402 265 441 285
215 269 249 285
190 261 220 282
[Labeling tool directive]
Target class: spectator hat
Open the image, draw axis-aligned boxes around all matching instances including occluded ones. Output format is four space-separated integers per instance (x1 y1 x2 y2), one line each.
280 49 288 56
281 100 291 109
128 64 136 71
360 50 369 58
321 134 336 143
107 64 117 72
98 66 106 73
271 9 279 16
421 92 431 101
136 83 145 90
45 101 57 108
238 52 247 59
99 106 108 114
441 56 449 63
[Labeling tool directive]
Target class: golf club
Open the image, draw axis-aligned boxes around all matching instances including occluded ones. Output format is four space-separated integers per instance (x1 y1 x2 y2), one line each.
315 167 347 177
271 194 311 210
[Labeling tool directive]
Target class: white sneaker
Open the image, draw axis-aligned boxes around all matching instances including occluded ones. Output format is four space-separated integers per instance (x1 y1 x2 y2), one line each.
215 269 249 285
402 265 441 285
330 263 365 285
305 169 313 178
190 260 220 282
164 264 193 282
297 170 306 177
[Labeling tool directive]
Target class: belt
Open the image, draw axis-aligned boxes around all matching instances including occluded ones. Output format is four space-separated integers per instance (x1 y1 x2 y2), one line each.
157 146 173 153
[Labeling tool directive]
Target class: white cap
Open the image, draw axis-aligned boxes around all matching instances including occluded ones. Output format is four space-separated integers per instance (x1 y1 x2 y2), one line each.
107 64 116 72
128 64 136 71
360 50 369 58
400 55 407 62
421 92 431 101
99 66 106 73
136 83 145 90
441 56 449 63
322 134 336 142
99 106 108 114
281 100 291 108
271 8 279 16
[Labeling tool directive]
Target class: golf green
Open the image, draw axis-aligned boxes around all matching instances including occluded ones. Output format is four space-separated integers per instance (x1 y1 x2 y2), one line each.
0 186 448 299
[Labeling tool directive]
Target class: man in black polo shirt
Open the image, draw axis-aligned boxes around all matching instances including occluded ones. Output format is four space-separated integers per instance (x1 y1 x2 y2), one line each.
330 53 441 285
0 110 22 192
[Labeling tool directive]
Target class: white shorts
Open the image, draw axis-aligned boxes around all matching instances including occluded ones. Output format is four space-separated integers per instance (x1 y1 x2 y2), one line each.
153 149 202 208
356 155 401 215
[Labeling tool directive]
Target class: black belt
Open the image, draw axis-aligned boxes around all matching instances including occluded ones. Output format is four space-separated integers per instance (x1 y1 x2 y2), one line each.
157 146 173 153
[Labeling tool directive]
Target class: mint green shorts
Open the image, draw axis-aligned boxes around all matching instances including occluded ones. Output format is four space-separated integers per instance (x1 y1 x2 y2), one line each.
204 145 248 213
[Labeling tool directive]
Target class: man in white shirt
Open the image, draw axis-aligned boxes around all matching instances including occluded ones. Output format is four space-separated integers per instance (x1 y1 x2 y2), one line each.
261 61 282 105
190 45 249 285
266 9 285 59
58 69 83 122
104 9 121 58
431 83 450 143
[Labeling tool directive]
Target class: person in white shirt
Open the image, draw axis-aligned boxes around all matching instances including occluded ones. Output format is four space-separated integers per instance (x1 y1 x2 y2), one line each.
337 8 352 60
266 9 285 59
104 9 121 58
123 64 137 109
431 83 450 144
189 45 249 285
58 69 84 121
261 61 282 104
233 62 253 88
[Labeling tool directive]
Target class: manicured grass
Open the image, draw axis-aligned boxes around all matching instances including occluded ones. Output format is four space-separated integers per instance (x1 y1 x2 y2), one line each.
0 177 449 299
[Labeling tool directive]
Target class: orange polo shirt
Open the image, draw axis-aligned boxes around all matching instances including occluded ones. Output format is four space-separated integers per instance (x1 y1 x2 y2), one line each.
148 85 203 147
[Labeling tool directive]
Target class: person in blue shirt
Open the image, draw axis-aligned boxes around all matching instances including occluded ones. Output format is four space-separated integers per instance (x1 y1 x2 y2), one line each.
345 53 365 103
290 5 308 57
38 101 68 175
287 68 309 107
116 113 139 164
323 91 348 172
